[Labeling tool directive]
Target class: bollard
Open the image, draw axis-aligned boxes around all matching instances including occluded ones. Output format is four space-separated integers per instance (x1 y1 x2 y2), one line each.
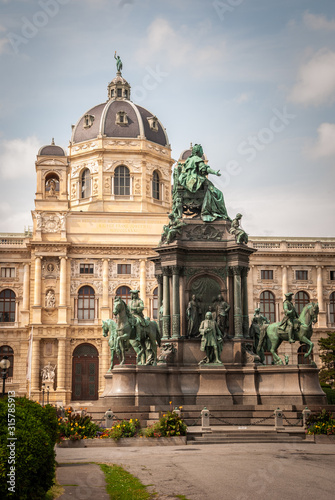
174 406 181 417
104 409 114 428
274 407 284 430
302 407 311 427
201 407 211 431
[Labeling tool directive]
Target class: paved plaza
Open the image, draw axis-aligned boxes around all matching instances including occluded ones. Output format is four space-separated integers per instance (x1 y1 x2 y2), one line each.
56 441 335 500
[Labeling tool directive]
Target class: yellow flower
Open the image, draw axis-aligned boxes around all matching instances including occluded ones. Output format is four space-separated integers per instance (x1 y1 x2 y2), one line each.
169 401 172 405
179 406 183 409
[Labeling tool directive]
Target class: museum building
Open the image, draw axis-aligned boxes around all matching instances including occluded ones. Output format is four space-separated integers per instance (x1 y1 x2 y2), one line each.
0 69 334 404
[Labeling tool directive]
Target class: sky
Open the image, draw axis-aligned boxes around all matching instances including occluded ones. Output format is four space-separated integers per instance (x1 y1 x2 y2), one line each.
0 0 334 237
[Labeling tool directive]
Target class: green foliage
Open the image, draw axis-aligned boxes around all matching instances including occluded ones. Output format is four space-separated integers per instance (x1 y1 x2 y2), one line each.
305 409 335 435
318 332 335 384
56 407 101 441
0 397 58 500
321 384 335 404
100 463 152 500
97 419 142 441
144 410 187 438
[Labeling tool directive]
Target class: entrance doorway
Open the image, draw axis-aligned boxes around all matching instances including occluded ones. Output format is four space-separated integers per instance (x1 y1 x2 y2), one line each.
72 343 99 400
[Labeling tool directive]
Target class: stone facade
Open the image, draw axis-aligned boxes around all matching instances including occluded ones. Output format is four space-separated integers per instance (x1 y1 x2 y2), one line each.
247 236 335 367
0 74 334 405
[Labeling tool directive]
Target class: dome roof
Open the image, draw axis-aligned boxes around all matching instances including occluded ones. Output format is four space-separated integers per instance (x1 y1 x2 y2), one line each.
38 139 65 156
71 99 169 147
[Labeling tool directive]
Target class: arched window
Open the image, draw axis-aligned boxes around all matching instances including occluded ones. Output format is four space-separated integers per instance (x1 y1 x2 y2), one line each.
81 168 91 199
0 345 14 378
329 292 335 325
152 287 158 319
297 345 314 365
294 291 309 316
260 291 275 323
0 289 16 323
116 286 131 305
152 170 160 200
78 286 95 320
114 166 130 195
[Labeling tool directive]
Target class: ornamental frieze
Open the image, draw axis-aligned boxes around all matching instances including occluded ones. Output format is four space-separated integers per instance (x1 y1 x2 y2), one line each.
184 224 225 241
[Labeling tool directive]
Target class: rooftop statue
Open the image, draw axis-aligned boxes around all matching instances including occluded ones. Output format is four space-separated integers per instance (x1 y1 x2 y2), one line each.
178 144 230 223
114 51 123 73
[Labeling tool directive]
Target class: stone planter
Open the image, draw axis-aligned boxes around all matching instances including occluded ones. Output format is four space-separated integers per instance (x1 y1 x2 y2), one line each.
57 436 187 448
57 440 85 448
313 434 335 444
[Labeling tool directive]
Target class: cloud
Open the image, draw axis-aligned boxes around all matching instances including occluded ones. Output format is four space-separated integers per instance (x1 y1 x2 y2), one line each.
135 17 226 74
0 37 9 54
289 49 335 106
0 136 40 180
307 123 335 159
303 11 335 31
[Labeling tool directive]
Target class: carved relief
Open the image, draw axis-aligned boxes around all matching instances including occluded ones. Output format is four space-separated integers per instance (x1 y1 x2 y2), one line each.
134 179 141 195
184 225 225 241
93 178 99 196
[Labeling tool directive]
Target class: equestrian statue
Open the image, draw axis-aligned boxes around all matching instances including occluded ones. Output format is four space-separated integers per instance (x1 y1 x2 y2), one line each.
257 293 319 365
102 291 161 368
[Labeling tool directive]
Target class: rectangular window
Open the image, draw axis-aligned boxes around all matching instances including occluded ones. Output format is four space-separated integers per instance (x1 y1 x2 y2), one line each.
296 270 308 280
1 268 15 278
330 271 335 281
117 264 131 275
80 264 94 274
117 88 122 97
261 270 273 280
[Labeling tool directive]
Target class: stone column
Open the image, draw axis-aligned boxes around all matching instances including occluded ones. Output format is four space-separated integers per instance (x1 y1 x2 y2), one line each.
101 259 110 320
140 259 148 315
316 266 326 327
101 334 110 393
58 257 67 324
57 338 66 391
156 274 163 310
162 267 171 339
232 266 243 338
282 265 288 296
23 263 30 310
179 269 186 336
241 267 249 338
34 257 42 306
31 338 40 392
59 257 67 306
172 266 181 338
247 265 254 317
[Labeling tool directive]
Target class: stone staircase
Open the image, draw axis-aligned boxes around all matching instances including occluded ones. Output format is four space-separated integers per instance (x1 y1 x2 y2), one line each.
187 428 307 445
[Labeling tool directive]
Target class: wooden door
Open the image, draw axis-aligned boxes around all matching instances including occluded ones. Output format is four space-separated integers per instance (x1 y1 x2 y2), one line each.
72 344 99 400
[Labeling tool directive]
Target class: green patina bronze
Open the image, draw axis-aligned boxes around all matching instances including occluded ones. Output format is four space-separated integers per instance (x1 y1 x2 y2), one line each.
257 300 319 365
160 144 231 245
198 311 224 364
229 213 248 244
249 308 270 364
114 51 123 73
178 144 229 222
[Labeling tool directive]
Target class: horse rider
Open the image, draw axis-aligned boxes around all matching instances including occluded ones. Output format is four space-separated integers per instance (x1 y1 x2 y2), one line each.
129 289 149 342
279 292 299 343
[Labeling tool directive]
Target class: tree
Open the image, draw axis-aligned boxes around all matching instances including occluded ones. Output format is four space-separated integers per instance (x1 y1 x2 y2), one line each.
318 332 335 385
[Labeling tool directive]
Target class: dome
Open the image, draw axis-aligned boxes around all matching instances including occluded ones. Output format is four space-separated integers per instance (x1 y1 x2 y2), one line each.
71 100 169 147
71 69 169 147
39 139 65 156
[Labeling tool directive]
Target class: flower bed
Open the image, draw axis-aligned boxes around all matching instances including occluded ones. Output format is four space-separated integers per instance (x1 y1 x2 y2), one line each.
305 409 335 436
56 407 188 446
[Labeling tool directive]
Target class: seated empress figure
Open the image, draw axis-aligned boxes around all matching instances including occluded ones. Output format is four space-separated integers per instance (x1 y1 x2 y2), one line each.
178 144 230 222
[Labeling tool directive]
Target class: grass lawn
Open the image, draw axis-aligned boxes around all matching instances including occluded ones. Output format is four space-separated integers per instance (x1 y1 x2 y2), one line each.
100 463 155 499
